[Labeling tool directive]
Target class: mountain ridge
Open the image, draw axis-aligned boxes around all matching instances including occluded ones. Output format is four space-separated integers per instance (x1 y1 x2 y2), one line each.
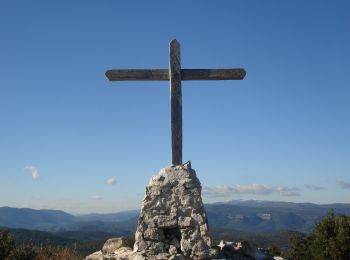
1 200 350 234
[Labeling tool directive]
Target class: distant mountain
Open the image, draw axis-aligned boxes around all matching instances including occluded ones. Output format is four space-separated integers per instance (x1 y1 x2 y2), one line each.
55 217 138 235
0 207 138 234
205 200 350 233
2 201 349 254
1 200 350 234
224 200 350 211
75 210 139 222
0 207 76 230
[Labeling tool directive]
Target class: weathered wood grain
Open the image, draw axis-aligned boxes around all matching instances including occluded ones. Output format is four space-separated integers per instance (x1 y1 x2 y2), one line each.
169 39 182 165
106 68 245 81
182 68 246 80
105 69 168 81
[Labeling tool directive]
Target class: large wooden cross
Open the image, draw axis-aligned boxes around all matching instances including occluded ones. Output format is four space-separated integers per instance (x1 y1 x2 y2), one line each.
106 39 246 166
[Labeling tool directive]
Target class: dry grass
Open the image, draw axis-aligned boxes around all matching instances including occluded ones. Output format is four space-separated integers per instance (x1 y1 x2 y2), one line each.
35 245 82 260
9 244 82 260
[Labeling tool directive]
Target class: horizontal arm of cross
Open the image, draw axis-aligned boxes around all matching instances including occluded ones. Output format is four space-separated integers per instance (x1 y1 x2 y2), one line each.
105 69 246 81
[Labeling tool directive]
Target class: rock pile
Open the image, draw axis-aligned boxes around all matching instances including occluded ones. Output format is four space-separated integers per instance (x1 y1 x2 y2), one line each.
133 164 213 259
85 164 286 259
86 237 284 259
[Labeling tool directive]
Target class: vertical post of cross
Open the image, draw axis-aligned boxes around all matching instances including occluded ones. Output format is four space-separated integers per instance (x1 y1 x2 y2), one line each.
169 39 182 165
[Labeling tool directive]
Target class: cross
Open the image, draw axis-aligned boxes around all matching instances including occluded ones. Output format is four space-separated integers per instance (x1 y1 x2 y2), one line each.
105 39 246 166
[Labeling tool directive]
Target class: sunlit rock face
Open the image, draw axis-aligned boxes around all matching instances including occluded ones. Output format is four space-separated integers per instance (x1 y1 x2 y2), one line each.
134 164 213 259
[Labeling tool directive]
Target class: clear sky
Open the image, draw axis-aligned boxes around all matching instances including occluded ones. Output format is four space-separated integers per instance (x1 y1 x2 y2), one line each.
1 1 349 213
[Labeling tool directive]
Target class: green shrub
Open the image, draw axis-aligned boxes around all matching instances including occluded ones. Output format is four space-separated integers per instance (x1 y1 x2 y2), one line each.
288 211 350 260
0 228 15 259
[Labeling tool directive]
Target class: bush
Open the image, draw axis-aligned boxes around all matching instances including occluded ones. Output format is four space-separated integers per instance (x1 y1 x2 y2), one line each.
288 211 350 260
0 228 15 259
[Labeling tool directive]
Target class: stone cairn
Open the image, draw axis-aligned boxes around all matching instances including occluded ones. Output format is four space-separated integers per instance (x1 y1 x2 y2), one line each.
85 164 267 260
86 163 217 260
134 163 213 259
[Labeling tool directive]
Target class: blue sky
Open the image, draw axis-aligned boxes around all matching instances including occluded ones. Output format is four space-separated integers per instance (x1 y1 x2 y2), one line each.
0 1 349 213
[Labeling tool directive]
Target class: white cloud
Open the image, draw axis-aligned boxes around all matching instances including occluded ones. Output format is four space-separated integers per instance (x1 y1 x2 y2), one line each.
92 195 102 200
23 165 39 180
234 184 275 195
203 184 301 198
202 185 235 198
105 177 116 185
305 184 326 191
276 186 301 197
336 180 350 189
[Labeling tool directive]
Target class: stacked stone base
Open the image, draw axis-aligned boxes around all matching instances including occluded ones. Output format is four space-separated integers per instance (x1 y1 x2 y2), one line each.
86 247 186 260
134 164 213 259
85 238 260 260
85 166 286 259
87 164 223 259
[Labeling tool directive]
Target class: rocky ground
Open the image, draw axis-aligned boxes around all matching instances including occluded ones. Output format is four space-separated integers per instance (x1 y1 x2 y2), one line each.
86 237 284 260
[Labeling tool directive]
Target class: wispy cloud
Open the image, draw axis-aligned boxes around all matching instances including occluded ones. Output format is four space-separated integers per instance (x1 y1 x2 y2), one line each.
92 195 102 200
203 185 237 198
203 184 301 198
23 166 39 180
105 177 116 185
305 184 326 191
276 186 301 196
336 180 350 189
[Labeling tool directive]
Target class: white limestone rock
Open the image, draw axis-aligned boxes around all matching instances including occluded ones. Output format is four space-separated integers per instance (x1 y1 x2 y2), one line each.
85 247 135 260
85 250 103 260
134 165 212 259
218 240 256 259
102 237 133 254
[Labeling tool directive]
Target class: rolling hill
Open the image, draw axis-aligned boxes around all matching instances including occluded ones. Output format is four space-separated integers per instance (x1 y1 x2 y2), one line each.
1 200 350 235
0 207 76 230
